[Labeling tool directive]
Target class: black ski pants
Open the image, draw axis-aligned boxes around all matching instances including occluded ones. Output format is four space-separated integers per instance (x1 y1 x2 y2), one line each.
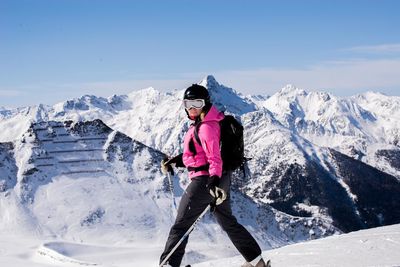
159 172 261 267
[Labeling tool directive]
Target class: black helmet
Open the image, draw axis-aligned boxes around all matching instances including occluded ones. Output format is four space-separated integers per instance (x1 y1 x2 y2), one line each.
183 84 210 103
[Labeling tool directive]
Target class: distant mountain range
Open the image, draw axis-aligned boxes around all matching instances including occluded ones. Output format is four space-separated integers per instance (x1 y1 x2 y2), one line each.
0 75 399 257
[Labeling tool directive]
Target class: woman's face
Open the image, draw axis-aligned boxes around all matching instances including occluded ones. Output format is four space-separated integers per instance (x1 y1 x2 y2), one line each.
186 107 202 120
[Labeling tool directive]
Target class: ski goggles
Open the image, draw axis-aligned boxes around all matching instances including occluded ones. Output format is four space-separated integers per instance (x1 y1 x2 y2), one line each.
183 99 206 109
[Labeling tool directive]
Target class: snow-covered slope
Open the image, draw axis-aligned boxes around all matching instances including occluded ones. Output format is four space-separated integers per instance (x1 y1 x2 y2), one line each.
352 91 400 177
0 119 174 241
0 142 17 192
0 223 398 267
240 108 400 232
0 104 50 141
195 223 400 267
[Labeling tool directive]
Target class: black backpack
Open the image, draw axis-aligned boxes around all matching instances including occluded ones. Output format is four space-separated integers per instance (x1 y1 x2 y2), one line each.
192 114 245 171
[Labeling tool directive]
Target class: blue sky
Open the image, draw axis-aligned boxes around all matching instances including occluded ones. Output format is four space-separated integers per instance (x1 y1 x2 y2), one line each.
1 0 400 107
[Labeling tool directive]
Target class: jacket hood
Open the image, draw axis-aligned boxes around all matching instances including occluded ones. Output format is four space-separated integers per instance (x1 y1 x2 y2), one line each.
203 105 224 122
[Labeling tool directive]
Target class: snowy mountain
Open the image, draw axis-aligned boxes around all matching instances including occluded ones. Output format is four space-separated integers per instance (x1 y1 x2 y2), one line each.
0 116 339 258
0 142 16 192
0 76 258 155
2 77 399 175
1 119 174 240
240 108 400 232
258 85 400 179
1 75 400 266
199 75 258 115
352 92 400 177
0 104 50 142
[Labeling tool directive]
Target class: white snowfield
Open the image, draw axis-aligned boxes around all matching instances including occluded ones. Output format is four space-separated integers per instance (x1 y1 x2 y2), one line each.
0 224 399 267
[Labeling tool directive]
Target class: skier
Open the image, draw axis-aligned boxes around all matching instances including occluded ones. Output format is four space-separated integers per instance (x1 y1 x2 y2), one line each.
159 84 267 267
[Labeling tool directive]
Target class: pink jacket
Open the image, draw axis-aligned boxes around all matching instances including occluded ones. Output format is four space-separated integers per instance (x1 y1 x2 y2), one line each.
182 105 224 179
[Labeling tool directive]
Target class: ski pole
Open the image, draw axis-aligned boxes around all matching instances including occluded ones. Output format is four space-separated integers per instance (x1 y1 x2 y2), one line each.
159 204 211 267
167 171 177 210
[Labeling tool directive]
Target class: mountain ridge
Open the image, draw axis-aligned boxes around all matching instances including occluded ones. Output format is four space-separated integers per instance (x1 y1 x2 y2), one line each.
1 75 399 259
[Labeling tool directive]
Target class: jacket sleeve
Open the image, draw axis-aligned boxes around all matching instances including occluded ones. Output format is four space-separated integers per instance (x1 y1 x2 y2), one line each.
171 153 184 168
198 122 223 178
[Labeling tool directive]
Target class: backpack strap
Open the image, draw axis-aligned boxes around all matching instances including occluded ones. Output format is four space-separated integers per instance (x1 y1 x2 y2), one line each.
188 139 196 155
188 120 202 156
193 121 202 145
188 121 210 173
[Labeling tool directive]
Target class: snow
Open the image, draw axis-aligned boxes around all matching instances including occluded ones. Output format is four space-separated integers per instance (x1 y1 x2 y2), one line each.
0 223 399 267
1 117 338 266
0 78 399 177
0 76 399 266
197 224 400 267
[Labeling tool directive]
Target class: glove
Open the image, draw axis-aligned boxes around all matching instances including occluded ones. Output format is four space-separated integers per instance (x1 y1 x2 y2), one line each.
207 175 227 206
168 153 185 168
166 153 184 167
161 157 174 175
160 154 184 175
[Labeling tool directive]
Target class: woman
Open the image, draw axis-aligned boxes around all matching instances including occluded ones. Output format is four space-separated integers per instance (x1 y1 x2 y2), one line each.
159 84 267 267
